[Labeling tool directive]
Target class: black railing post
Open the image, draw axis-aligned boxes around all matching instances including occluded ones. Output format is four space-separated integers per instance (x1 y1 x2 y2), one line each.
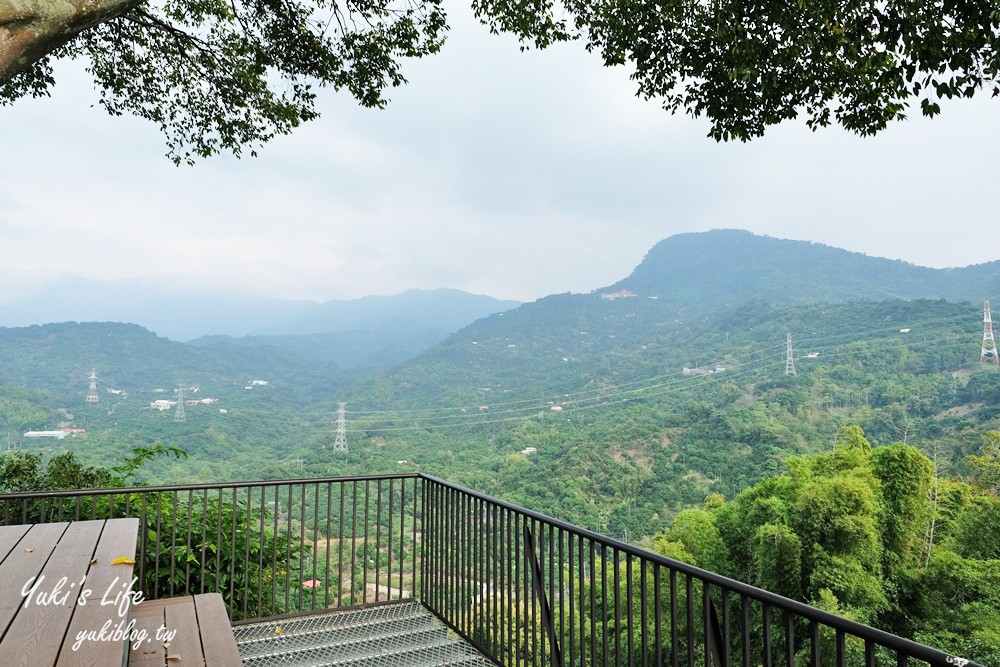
524 522 564 667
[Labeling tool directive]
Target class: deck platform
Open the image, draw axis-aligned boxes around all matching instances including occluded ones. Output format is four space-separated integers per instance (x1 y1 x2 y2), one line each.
234 600 496 667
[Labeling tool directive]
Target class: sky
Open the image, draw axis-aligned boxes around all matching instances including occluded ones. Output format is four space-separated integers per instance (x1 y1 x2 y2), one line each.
1 3 997 306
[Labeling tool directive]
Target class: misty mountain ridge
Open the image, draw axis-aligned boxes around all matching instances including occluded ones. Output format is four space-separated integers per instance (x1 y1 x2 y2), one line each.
0 281 520 342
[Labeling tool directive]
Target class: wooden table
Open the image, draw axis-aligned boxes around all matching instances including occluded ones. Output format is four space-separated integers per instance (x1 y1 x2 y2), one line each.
0 518 140 667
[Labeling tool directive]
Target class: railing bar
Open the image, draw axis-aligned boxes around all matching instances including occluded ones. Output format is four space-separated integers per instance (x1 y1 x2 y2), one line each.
670 568 678 667
628 554 635 667
351 480 358 606
503 504 510 665
322 483 331 609
579 534 587 667
603 547 609 667
488 502 495 658
447 485 454 632
580 540 599 665
866 640 876 667
202 488 210 596
786 612 795 667
722 588 731 667
169 490 178 597
464 490 471 641
138 493 147 598
615 547 622 667
810 620 820 667
237 488 248 619
230 487 239 613
154 492 162 599
514 512 528 664
836 629 845 667
311 482 320 610
444 481 449 625
362 479 370 606
458 487 465 639
686 575 694 667
387 479 394 602
703 581 711 667
412 476 418 601
480 496 487 652
533 518 541 667
271 486 279 614
741 596 750 667
184 489 193 600
763 603 773 667
567 532 575 667
74 495 80 521
215 487 224 599
285 484 293 612
654 564 662 667
431 478 438 609
559 526 566 667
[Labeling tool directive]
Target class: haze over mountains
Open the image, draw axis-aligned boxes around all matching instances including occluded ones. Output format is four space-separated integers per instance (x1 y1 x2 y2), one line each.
0 282 520 341
2 229 997 383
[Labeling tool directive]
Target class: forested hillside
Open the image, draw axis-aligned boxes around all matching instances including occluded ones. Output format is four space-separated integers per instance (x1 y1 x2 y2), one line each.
2 298 997 536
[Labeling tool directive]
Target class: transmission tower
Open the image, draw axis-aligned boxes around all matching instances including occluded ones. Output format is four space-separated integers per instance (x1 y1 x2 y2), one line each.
86 369 99 404
784 333 797 376
982 301 1000 367
332 403 348 453
174 387 187 422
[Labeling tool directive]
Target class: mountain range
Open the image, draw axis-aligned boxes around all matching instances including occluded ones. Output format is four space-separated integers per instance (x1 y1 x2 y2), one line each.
2 229 997 395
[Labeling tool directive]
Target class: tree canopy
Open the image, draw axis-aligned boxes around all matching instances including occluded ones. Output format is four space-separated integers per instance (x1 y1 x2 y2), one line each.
2 0 997 161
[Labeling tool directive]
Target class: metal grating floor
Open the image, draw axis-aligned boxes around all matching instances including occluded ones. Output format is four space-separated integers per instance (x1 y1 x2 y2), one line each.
233 601 495 667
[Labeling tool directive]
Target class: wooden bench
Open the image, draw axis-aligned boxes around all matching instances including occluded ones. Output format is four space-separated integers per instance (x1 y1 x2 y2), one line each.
0 518 139 667
128 593 242 666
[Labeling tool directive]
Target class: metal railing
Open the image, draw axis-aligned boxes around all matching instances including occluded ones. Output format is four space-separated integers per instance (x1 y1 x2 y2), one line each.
0 474 423 621
0 473 982 667
418 475 983 667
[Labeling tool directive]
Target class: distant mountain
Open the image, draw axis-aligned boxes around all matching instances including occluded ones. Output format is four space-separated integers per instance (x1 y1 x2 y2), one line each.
606 229 1000 318
0 279 314 340
187 289 521 371
0 280 520 344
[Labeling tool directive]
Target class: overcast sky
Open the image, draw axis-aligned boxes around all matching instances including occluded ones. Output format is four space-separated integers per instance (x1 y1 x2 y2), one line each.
1 3 997 306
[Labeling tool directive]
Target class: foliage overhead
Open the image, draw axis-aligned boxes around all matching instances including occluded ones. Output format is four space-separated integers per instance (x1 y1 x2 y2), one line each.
1 0 997 160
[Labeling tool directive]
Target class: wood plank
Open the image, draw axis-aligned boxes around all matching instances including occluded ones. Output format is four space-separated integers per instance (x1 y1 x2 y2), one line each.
0 521 103 667
164 597 205 666
58 518 140 667
0 524 32 562
127 594 241 667
192 594 242 665
128 603 167 666
0 522 69 640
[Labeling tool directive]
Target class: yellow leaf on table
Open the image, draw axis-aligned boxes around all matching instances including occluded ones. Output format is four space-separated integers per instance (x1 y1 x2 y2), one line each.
166 654 182 661
111 556 136 565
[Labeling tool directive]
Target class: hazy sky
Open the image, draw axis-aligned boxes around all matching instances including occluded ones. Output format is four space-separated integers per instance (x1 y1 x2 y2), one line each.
2 3 997 305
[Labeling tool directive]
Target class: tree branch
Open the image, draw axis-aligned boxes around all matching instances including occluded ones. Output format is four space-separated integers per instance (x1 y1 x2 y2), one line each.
1 0 146 80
